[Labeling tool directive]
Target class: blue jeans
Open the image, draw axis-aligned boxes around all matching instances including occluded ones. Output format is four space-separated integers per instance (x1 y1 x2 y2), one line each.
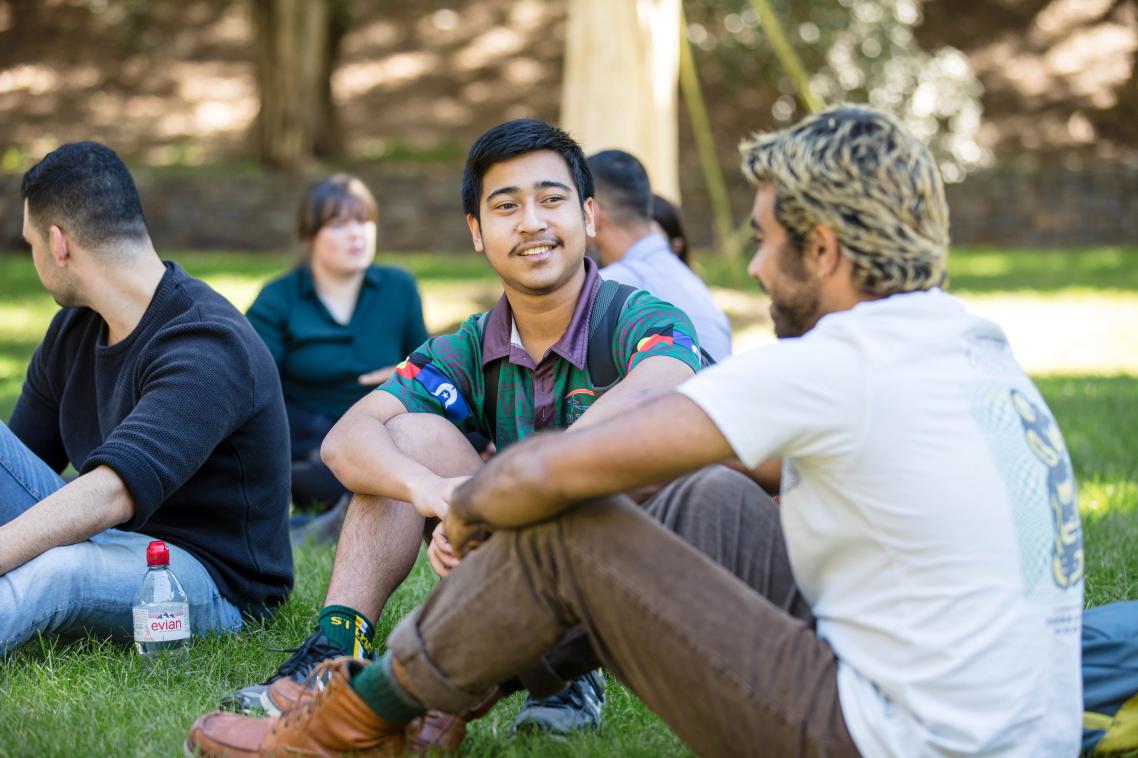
0 422 243 656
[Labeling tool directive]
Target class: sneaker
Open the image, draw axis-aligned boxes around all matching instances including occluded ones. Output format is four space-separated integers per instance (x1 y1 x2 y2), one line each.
218 630 353 715
513 670 606 735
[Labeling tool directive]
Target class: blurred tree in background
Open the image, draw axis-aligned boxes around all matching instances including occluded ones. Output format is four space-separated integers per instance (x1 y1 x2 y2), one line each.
683 0 988 181
250 0 351 167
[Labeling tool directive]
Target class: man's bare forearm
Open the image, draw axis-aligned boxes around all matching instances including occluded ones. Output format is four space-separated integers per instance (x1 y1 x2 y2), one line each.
0 465 133 575
321 391 455 506
450 392 733 529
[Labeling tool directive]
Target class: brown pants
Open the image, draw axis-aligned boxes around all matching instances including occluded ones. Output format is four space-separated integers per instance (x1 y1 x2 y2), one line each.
388 466 859 757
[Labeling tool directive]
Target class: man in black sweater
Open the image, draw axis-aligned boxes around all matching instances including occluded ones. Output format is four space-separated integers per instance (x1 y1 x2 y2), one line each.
0 141 293 655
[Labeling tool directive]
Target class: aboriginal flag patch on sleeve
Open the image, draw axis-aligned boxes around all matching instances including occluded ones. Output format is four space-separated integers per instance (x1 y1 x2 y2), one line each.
627 326 699 372
394 352 472 423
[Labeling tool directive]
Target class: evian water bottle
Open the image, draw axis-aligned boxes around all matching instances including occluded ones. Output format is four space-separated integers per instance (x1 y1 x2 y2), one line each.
132 540 190 663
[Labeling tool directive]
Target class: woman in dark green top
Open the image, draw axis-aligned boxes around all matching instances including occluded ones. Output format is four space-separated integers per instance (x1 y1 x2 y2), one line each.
246 175 428 521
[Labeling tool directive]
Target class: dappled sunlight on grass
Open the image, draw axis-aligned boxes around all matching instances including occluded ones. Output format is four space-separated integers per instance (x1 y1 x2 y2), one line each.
1080 480 1138 518
698 246 1138 296
196 274 267 313
947 247 1138 295
422 280 502 333
724 288 1138 376
965 293 1138 375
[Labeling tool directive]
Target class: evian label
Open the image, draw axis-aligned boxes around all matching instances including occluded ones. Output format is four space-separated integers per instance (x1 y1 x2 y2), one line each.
133 604 190 642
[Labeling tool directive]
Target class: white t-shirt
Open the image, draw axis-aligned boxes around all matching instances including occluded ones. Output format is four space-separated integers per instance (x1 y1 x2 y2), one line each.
678 289 1083 757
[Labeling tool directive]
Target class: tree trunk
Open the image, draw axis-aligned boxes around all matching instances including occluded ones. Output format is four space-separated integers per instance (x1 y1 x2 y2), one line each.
250 0 348 168
560 0 681 203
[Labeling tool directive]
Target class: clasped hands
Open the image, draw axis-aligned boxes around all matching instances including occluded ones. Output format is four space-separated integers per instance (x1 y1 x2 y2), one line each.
411 475 490 577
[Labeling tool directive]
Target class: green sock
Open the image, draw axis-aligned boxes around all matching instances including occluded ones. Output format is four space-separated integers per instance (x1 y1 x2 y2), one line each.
317 605 376 658
351 651 425 724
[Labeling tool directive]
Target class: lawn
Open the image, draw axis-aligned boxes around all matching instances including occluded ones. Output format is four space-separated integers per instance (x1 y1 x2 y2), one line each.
1 247 1136 756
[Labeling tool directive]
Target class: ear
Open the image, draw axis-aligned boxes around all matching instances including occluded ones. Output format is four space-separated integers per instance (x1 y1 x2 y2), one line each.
582 196 597 238
466 214 485 254
806 224 841 277
48 225 71 268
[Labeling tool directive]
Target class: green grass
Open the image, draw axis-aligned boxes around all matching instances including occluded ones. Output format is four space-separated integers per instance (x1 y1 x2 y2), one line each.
0 247 1136 755
0 542 687 757
696 245 1138 295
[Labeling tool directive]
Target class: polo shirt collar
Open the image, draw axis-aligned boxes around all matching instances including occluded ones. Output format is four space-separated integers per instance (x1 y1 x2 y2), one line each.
362 266 384 288
298 264 317 297
480 257 602 370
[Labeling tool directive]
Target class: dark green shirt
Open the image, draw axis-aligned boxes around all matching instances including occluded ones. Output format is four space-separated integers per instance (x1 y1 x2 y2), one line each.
380 259 702 450
247 264 428 419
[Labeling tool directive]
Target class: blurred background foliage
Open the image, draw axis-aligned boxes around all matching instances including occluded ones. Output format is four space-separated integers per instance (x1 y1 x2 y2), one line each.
683 0 987 180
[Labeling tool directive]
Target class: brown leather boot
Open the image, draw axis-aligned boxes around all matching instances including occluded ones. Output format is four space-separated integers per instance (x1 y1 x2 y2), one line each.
405 688 501 755
186 658 407 757
266 666 502 756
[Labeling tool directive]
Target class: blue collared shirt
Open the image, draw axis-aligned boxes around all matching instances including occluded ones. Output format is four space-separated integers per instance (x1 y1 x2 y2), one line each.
600 233 732 361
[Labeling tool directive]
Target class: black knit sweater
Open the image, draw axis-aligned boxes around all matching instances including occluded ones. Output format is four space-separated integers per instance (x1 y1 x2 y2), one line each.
10 262 293 618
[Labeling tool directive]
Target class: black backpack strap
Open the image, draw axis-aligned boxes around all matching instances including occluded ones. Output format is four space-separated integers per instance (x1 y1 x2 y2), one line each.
477 310 501 442
586 280 637 390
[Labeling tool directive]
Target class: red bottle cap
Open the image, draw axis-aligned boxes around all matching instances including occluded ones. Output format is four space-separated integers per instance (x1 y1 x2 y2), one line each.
146 540 170 567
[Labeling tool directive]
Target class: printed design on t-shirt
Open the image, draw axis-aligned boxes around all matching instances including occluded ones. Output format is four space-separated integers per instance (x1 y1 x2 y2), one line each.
627 325 698 372
394 352 472 423
969 383 1083 599
563 388 596 427
1009 389 1083 590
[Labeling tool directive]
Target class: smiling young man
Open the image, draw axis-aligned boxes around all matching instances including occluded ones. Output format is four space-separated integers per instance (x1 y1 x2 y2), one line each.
190 106 1084 758
215 119 709 744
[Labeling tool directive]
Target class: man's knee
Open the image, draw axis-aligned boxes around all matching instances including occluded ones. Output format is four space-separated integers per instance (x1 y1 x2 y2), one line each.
511 494 647 555
385 414 482 477
6 542 88 595
644 464 778 534
0 541 128 647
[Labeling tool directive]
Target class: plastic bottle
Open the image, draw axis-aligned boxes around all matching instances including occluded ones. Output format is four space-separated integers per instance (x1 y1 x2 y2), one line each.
132 540 190 663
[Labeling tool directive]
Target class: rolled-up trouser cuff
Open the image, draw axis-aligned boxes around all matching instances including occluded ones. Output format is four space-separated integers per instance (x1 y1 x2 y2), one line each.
387 607 494 716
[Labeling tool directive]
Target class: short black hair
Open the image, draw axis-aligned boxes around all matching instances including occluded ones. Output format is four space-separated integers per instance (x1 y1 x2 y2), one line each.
21 141 148 248
461 119 593 221
587 149 652 223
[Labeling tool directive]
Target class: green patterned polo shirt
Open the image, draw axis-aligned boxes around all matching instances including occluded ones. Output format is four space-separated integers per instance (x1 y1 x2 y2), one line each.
378 258 703 450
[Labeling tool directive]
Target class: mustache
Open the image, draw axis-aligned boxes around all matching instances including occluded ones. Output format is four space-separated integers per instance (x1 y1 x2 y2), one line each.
509 237 562 257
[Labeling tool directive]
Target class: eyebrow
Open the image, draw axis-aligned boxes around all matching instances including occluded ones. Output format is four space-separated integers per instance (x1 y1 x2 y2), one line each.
485 180 573 205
